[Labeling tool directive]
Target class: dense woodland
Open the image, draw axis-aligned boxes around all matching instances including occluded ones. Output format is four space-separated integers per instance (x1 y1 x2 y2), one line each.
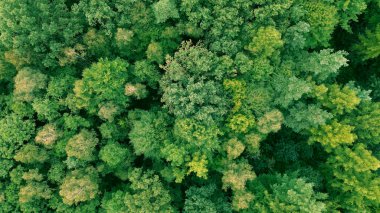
0 0 379 212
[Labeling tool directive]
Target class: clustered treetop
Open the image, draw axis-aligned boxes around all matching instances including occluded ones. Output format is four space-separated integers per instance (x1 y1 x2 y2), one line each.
0 0 379 212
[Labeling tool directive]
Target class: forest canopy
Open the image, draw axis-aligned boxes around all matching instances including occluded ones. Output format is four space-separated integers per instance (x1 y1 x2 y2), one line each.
0 0 379 212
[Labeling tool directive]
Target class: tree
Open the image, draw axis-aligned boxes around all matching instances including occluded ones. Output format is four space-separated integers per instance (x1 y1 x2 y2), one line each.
284 103 332 133
334 0 368 31
227 114 255 134
146 42 165 63
303 0 339 48
0 0 85 68
35 124 59 149
97 102 120 122
179 0 254 55
309 120 357 152
76 0 116 34
98 121 127 142
244 133 262 156
256 109 284 134
128 109 171 159
283 22 310 50
186 152 208 179
47 162 66 184
247 173 327 213
32 98 61 121
13 68 47 102
325 144 380 211
48 192 100 213
82 28 112 58
184 184 232 213
59 167 99 205
101 189 128 213
123 169 175 212
350 101 380 145
19 182 52 204
99 141 132 168
0 56 16 81
0 0 379 212
315 84 361 115
246 26 284 58
0 114 35 159
223 79 247 112
153 0 180 24
174 118 221 153
165 117 223 180
272 75 311 108
160 42 230 124
225 138 245 160
71 58 131 114
300 49 348 82
65 129 98 162
354 24 380 60
62 113 91 132
0 159 13 179
14 144 49 164
221 160 255 211
124 83 148 100
222 160 256 192
132 60 161 88
46 74 77 99
115 28 134 50
232 190 254 211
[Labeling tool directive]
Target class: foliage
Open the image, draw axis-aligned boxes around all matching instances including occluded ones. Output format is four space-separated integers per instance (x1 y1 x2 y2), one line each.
0 0 378 212
153 0 180 24
334 0 368 31
19 181 52 204
184 184 231 213
59 167 99 205
0 0 84 68
303 0 339 48
309 120 357 152
247 173 327 213
349 101 380 144
65 129 99 162
354 23 380 60
225 138 245 160
222 160 256 192
273 76 311 108
285 103 333 133
128 109 171 158
71 58 131 114
99 141 132 168
300 49 348 82
14 144 49 164
0 114 35 159
325 144 380 211
246 26 284 58
160 42 230 124
256 109 284 134
123 168 174 212
315 84 361 115
13 68 48 102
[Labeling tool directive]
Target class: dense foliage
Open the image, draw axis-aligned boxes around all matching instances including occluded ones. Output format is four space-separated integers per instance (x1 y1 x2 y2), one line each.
0 0 379 212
